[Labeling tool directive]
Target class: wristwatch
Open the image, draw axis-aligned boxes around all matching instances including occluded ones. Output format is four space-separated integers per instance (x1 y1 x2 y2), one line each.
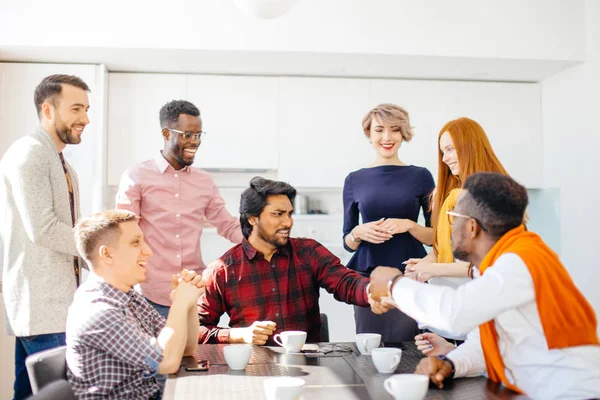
386 273 403 297
436 355 456 379
348 231 361 242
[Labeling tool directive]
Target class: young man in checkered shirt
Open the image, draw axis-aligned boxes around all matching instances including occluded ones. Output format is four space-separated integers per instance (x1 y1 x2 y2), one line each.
66 210 205 399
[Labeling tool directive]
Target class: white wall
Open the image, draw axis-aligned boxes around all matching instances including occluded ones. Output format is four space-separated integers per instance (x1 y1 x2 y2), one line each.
0 0 585 61
541 0 600 326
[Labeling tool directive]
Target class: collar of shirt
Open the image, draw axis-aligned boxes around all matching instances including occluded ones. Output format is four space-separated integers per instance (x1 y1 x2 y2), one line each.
153 152 191 174
241 238 291 261
90 276 138 306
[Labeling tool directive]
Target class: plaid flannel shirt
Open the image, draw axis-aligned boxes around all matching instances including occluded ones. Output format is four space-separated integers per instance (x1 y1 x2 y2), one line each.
198 238 369 344
66 277 166 399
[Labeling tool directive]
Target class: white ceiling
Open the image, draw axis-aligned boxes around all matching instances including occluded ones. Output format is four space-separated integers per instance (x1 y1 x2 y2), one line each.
0 46 581 82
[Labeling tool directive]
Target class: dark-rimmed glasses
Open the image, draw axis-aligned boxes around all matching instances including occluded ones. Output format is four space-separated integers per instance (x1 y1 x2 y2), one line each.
164 127 206 141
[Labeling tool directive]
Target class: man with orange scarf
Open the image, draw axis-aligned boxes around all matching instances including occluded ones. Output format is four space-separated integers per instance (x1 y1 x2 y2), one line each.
369 172 600 400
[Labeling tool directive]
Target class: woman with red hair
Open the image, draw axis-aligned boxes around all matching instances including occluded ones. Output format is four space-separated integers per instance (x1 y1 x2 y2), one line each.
407 117 510 356
406 117 509 282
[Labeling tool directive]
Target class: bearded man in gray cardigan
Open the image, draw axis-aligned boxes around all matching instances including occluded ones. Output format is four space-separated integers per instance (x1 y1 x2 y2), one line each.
0 74 91 400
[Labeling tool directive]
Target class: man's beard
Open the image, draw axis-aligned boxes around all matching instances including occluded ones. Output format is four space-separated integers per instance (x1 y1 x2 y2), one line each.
257 223 289 248
451 231 470 262
55 118 81 145
452 248 470 263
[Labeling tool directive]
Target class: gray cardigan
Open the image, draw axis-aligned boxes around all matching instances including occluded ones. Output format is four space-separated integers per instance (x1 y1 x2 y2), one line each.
1 127 83 336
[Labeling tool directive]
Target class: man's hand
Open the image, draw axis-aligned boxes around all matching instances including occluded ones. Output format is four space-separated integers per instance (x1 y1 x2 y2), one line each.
415 356 454 389
368 294 397 314
369 266 403 301
240 321 277 345
170 269 205 309
169 269 206 303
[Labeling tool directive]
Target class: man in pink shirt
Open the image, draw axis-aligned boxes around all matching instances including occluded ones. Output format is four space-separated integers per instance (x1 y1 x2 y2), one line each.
116 100 243 317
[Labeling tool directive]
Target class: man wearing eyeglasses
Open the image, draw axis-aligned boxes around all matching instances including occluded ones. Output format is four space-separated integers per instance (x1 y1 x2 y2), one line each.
368 172 600 400
116 100 243 317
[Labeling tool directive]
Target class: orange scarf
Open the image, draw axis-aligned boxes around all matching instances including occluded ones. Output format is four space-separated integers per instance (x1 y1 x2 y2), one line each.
478 225 599 394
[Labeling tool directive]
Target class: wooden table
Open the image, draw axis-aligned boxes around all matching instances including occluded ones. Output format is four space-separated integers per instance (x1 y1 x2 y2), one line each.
164 342 529 399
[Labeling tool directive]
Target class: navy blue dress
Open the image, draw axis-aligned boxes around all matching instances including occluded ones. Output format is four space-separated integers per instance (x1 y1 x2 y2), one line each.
343 165 435 341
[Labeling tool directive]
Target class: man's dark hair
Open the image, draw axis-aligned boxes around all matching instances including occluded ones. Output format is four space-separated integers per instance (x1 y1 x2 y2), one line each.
34 74 90 117
159 100 200 128
462 172 528 240
239 177 297 239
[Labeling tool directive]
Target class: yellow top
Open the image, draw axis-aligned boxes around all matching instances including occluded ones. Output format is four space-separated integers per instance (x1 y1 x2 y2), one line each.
435 188 462 263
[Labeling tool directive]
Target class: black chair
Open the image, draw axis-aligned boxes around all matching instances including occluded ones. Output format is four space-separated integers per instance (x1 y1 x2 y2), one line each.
320 313 330 342
25 345 68 394
26 379 75 400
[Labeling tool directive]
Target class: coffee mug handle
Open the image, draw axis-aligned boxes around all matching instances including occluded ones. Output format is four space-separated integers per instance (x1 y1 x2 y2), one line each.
384 378 394 395
273 334 283 347
390 354 400 370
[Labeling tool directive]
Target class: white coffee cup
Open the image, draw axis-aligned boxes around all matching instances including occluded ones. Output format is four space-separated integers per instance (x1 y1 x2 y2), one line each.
273 331 307 353
263 377 305 400
384 374 429 400
223 344 252 370
355 333 381 355
371 347 402 373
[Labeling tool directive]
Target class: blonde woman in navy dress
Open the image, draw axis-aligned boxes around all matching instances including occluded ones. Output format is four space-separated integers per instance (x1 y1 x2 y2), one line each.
343 104 435 342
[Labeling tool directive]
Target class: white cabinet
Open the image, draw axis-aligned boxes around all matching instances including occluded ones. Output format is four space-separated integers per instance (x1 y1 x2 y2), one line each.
187 75 278 170
0 63 106 218
452 81 542 188
278 77 373 187
106 73 187 185
369 79 543 188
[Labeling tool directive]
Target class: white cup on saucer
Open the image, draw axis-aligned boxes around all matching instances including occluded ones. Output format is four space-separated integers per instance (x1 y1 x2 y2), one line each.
384 374 429 400
273 331 307 353
264 377 305 400
223 344 252 370
355 333 381 355
371 347 402 373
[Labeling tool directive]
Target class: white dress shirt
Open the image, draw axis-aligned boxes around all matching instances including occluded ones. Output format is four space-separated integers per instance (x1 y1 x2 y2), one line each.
392 253 600 400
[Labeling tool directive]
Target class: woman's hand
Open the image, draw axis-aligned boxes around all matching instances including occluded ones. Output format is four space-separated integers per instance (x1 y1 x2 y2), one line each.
415 332 456 356
403 260 439 282
351 218 393 244
381 218 415 235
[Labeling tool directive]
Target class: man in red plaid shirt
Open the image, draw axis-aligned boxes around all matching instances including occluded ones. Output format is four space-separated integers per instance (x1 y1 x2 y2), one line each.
198 177 390 345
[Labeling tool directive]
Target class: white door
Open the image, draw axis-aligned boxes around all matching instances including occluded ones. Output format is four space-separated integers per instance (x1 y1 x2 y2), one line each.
278 77 372 188
106 73 187 185
187 75 279 170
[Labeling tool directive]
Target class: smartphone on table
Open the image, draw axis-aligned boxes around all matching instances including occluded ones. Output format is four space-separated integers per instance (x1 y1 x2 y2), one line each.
185 359 209 372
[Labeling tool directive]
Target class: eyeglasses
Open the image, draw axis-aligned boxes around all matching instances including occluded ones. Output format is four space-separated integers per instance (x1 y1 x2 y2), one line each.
164 128 206 141
446 209 488 232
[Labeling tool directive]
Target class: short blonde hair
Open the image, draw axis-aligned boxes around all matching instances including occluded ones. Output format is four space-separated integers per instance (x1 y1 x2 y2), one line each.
362 103 414 142
74 209 137 263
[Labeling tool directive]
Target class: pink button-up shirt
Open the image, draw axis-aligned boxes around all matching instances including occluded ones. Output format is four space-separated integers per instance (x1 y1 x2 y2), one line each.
116 153 243 305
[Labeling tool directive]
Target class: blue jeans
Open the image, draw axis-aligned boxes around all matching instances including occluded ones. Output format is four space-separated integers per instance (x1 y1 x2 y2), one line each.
145 298 170 319
14 332 66 400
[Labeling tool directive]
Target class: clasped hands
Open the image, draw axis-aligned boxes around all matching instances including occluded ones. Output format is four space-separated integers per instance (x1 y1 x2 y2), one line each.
169 269 206 308
351 218 415 244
